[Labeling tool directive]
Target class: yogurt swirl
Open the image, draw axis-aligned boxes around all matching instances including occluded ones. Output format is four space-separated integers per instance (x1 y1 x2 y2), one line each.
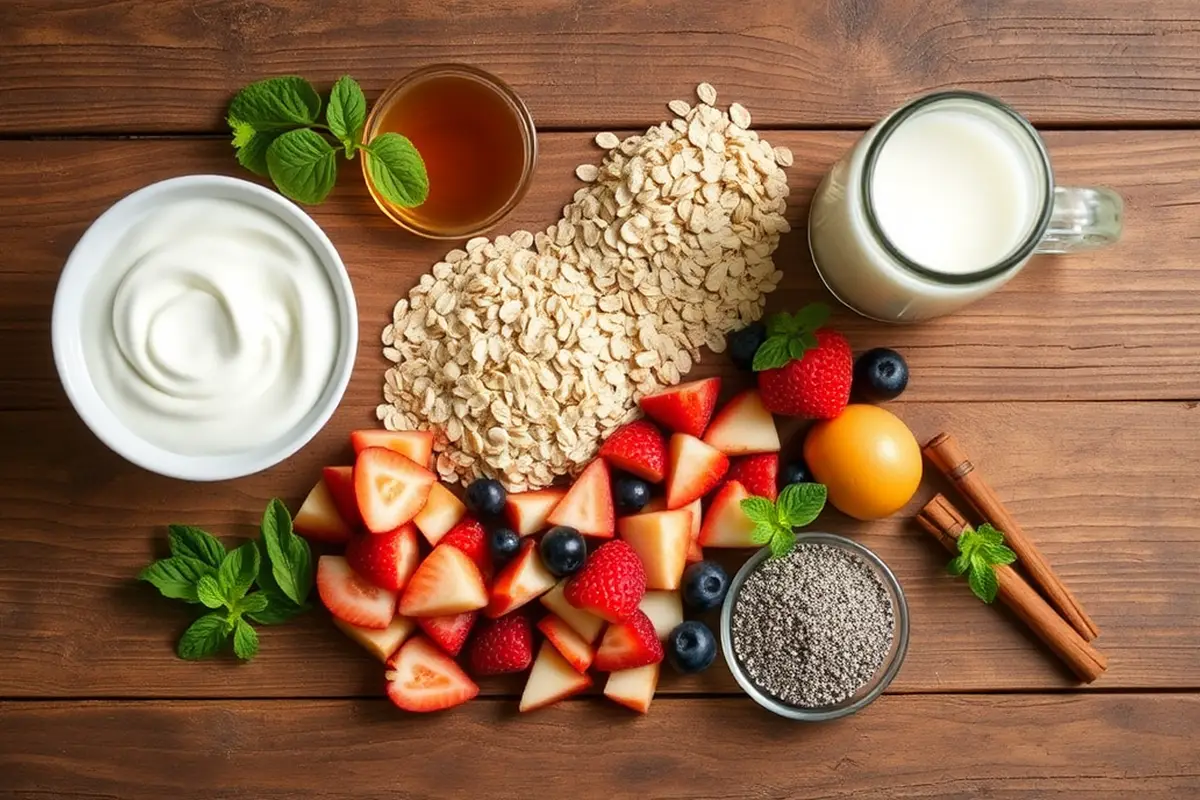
83 197 340 456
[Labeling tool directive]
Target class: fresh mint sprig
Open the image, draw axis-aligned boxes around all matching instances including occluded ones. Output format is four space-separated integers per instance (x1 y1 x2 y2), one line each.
740 482 829 558
752 302 831 371
947 523 1017 603
227 75 428 207
138 499 313 661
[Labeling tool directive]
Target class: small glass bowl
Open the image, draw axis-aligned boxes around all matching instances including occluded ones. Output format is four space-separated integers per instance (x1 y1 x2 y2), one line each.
360 63 537 239
720 533 909 722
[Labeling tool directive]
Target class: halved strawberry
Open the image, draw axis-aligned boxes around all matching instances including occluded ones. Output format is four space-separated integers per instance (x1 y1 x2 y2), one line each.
322 466 363 528
354 447 436 533
564 539 646 623
413 483 466 546
537 614 595 672
417 611 477 657
351 429 435 468
467 614 534 677
486 539 557 618
604 663 660 714
333 615 415 663
519 640 592 712
599 420 667 483
317 555 397 629
546 459 614 538
617 508 692 591
725 453 780 500
397 545 488 618
294 478 354 543
701 389 780 456
638 377 721 437
540 580 605 643
441 518 492 580
664 434 729 509
594 609 664 671
344 524 420 592
698 480 757 547
504 488 567 537
385 635 479 712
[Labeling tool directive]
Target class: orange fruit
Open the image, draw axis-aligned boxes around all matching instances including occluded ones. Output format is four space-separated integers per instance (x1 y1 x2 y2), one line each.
803 404 922 520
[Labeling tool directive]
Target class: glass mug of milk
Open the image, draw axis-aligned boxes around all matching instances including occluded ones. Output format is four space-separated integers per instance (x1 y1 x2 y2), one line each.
808 91 1123 322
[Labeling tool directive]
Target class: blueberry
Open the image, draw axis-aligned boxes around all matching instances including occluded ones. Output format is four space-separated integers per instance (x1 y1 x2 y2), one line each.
779 458 814 489
466 478 506 516
488 527 521 566
853 347 909 403
666 621 717 674
681 561 729 611
727 322 767 371
613 474 652 513
539 526 587 577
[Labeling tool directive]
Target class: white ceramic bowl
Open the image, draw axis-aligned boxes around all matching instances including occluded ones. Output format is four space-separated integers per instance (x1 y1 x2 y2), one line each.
52 175 357 481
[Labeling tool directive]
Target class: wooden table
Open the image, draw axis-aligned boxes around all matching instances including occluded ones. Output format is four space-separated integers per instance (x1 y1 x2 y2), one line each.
2 2 1198 797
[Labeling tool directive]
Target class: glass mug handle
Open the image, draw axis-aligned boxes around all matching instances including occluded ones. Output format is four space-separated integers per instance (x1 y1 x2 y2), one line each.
1034 186 1123 254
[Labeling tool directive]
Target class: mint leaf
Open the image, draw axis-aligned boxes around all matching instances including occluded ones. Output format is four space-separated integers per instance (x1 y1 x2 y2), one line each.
229 117 257 148
975 523 1005 546
768 529 795 559
235 592 271 616
138 556 215 603
247 590 309 625
195 575 226 609
232 619 260 661
260 498 313 606
218 541 260 604
750 523 775 546
365 132 429 208
794 303 830 331
752 336 791 371
982 542 1018 565
946 554 970 576
766 312 799 337
228 76 321 131
967 563 999 603
167 525 225 569
777 483 827 527
799 331 819 350
740 497 776 526
234 130 280 177
176 613 232 660
266 128 338 205
788 338 806 360
327 75 367 156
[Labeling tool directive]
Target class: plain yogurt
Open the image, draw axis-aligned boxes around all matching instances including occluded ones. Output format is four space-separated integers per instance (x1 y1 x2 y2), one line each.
82 196 340 456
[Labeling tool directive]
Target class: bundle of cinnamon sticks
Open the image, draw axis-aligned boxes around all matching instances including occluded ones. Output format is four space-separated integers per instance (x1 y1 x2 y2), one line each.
917 433 1105 683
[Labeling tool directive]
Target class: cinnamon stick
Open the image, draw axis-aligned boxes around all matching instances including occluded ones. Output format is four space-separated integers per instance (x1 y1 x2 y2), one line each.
922 432 1099 641
917 494 1106 683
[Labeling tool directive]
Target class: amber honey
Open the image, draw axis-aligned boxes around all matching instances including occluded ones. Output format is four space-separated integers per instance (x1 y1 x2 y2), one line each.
362 65 537 239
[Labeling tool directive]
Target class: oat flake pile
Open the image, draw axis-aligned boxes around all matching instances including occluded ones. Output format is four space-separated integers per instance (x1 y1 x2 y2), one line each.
378 83 793 491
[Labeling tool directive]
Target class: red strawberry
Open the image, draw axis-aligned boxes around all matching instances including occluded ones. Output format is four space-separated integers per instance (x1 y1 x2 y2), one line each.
316 555 397 629
441 518 492 579
664 434 729 509
344 524 420 592
386 636 479 712
564 540 646 623
726 453 779 500
322 466 363 528
486 539 557 618
467 614 534 677
354 447 436 533
594 609 664 671
757 329 852 419
599 420 667 483
545 459 615 538
417 611 478 657
638 377 721 438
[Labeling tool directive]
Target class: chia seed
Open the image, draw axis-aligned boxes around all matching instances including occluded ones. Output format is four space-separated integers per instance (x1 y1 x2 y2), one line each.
731 543 895 708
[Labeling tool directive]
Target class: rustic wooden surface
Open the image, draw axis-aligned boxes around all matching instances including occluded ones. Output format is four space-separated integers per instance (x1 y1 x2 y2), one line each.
2 2 1199 798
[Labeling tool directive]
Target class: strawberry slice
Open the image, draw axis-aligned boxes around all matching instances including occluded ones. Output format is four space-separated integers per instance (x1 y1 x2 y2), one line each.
316 555 397 629
486 539 557 618
594 609 664 671
294 478 354 543
504 488 567 536
441 518 492 580
617 508 692 591
638 377 721 438
664 434 729 509
701 389 781 456
725 453 780 500
344 524 421 592
545 459 615 538
350 429 435 468
417 611 478 657
333 616 415 663
599 420 667 483
467 614 534 677
698 480 757 547
413 483 467 546
385 636 480 713
564 539 646 623
537 614 595 672
519 641 592 712
354 447 436 533
397 544 488 618
320 466 362 529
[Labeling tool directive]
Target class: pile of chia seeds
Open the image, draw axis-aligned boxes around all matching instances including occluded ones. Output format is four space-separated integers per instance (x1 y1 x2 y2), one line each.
731 543 895 708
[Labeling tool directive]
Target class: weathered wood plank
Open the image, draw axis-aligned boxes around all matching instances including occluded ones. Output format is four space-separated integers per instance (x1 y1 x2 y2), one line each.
4 0 1200 133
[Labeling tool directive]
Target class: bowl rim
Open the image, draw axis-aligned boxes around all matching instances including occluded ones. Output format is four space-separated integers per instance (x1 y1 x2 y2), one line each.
51 174 358 482
720 532 910 721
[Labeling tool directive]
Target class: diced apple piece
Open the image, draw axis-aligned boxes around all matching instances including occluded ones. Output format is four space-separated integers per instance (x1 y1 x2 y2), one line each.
486 539 557 618
540 580 605 643
701 389 780 456
294 478 354 543
638 591 684 641
537 614 595 672
505 488 567 536
413 483 467 546
604 663 660 714
519 641 593 712
351 429 435 468
333 616 415 663
397 545 488 617
697 480 757 547
617 509 692 590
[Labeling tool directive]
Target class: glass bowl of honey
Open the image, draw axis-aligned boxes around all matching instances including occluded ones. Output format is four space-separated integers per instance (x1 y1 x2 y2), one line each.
361 64 537 239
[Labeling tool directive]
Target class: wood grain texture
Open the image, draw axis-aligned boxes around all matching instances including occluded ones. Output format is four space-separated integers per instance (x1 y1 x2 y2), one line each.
4 130 1200 412
2 696 1198 799
4 0 1200 133
1 401 1196 697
